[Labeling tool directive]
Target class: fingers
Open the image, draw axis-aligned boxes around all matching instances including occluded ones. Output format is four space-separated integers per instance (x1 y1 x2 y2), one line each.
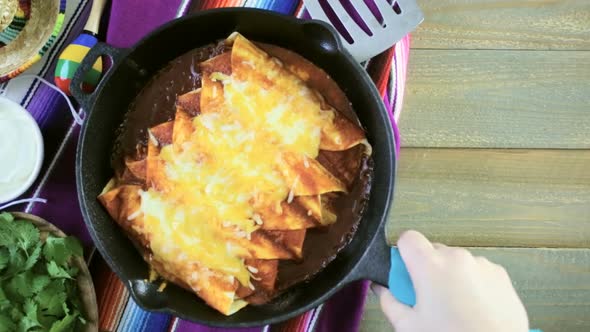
475 256 511 280
371 283 413 327
397 230 436 286
432 242 447 250
474 255 491 265
397 230 435 260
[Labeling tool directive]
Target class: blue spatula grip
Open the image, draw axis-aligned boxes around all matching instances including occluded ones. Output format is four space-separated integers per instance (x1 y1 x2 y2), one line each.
388 248 541 332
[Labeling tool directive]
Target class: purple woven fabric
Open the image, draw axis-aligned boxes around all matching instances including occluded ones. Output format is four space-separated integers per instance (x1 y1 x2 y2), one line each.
106 0 183 48
316 281 371 332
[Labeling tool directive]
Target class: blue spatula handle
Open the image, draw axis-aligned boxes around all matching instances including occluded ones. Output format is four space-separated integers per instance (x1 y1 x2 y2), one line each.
389 248 541 332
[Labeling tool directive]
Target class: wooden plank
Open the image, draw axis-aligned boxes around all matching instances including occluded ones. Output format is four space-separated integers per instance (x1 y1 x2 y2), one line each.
360 248 590 332
400 49 590 148
411 0 590 50
386 148 590 248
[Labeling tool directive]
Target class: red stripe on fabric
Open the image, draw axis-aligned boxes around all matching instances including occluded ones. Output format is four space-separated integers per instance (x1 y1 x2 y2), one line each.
91 256 116 330
294 0 305 16
167 317 179 332
100 275 126 330
91 255 129 331
198 0 245 9
270 311 309 332
367 46 396 96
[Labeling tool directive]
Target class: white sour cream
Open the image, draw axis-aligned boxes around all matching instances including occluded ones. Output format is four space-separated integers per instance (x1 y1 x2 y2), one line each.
0 97 44 203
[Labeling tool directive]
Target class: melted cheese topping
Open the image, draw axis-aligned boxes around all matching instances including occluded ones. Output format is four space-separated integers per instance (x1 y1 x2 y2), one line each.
139 55 333 287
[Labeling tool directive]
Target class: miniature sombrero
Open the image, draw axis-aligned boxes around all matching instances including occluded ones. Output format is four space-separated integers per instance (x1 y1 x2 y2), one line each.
0 0 65 82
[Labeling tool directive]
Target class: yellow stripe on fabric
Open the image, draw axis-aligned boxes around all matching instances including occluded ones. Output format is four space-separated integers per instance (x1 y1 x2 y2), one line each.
60 44 102 71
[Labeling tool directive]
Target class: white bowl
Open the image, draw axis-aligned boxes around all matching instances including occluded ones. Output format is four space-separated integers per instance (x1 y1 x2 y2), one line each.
0 96 44 204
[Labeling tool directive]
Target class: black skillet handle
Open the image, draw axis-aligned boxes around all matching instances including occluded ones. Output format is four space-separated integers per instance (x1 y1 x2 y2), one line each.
345 226 418 306
345 225 391 286
299 20 344 53
71 43 125 111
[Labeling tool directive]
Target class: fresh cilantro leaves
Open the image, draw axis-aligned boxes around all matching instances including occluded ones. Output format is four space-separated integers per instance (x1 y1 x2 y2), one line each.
0 251 8 271
0 213 86 331
47 261 74 280
43 237 83 268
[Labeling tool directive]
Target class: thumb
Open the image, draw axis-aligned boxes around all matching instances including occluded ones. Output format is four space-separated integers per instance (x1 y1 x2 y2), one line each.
371 283 413 327
397 230 435 289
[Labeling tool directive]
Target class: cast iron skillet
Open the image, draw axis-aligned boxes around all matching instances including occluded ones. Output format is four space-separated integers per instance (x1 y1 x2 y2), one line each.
72 8 396 328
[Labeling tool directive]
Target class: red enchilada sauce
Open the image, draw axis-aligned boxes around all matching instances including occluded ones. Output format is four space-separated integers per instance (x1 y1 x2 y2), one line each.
115 40 373 303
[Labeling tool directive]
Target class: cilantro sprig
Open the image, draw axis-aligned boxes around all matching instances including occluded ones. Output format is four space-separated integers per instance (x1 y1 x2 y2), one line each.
0 212 86 332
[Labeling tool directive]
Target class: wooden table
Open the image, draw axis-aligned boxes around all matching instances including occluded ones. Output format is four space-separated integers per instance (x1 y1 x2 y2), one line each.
360 1 590 331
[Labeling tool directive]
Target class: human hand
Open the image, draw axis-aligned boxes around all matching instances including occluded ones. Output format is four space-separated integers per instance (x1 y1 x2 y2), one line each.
371 230 529 332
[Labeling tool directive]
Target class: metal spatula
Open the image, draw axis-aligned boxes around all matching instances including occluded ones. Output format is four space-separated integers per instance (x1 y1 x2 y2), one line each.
303 0 423 62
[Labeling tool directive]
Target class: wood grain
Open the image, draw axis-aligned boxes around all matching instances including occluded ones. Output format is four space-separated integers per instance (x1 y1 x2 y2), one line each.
360 248 590 332
386 148 590 248
411 0 590 50
399 49 590 148
371 1 590 329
